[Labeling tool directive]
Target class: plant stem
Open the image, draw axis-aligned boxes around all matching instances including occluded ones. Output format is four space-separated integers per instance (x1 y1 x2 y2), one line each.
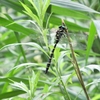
14 32 27 63
56 67 71 100
62 20 90 100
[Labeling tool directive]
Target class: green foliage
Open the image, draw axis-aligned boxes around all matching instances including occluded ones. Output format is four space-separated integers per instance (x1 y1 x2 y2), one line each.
0 0 100 100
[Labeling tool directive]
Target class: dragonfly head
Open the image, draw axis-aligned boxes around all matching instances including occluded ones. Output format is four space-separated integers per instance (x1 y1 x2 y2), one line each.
59 25 67 31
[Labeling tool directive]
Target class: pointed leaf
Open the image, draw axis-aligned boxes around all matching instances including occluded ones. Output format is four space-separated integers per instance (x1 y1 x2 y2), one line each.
20 1 40 24
86 21 96 64
0 17 33 35
51 0 99 13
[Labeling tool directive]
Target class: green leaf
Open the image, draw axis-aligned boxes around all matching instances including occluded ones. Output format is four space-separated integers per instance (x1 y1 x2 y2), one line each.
92 94 100 100
28 0 40 17
0 0 24 13
86 21 96 64
0 42 48 57
54 47 60 62
93 20 100 38
20 1 40 25
51 5 90 19
49 15 89 31
11 81 29 93
0 90 25 99
42 0 50 20
43 84 49 93
0 17 33 35
51 0 99 13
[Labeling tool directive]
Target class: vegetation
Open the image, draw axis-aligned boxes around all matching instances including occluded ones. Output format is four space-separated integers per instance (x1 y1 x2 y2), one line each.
0 0 100 100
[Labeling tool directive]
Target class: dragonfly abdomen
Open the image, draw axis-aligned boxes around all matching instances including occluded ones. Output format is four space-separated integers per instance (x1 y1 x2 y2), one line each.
45 40 59 73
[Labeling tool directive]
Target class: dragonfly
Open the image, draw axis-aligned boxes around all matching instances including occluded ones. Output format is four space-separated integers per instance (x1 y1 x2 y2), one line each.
45 23 68 73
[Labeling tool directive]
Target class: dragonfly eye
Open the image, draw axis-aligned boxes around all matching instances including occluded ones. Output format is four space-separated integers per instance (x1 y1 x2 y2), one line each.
59 25 66 30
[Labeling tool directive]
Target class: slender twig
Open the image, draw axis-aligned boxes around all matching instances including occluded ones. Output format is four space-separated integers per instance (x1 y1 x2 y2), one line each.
62 20 90 100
